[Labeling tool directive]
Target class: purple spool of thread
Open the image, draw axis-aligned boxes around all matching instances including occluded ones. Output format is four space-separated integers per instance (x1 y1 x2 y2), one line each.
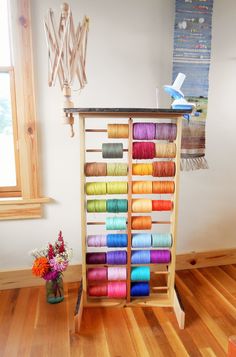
86 252 106 264
156 123 177 141
150 250 171 264
133 123 156 140
87 235 107 247
107 250 127 265
87 267 107 281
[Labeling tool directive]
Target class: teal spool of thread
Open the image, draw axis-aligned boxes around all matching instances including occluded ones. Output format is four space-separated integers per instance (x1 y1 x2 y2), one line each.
102 143 123 158
152 233 172 247
87 200 106 212
107 182 128 194
107 199 128 213
131 266 150 281
106 217 126 230
85 182 107 195
107 163 128 176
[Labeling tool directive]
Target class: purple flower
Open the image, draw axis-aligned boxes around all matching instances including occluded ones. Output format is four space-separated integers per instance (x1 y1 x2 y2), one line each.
49 255 68 272
43 270 59 281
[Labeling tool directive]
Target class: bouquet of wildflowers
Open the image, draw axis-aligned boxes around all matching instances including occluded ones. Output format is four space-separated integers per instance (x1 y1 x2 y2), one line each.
30 231 72 281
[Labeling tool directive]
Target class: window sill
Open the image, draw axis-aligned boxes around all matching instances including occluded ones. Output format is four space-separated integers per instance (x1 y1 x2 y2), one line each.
0 197 52 220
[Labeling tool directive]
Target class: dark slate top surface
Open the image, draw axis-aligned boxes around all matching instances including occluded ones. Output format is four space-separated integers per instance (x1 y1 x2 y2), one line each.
64 107 192 114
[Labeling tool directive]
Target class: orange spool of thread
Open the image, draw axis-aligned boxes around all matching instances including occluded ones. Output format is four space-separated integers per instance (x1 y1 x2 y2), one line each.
132 181 152 194
152 200 173 211
152 181 175 194
132 164 153 176
131 216 152 230
107 124 129 138
132 199 152 213
152 161 175 177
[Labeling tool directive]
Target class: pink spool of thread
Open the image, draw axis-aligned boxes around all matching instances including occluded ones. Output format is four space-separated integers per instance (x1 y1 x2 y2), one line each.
88 284 108 297
108 267 127 281
87 235 107 247
87 268 107 281
107 282 127 298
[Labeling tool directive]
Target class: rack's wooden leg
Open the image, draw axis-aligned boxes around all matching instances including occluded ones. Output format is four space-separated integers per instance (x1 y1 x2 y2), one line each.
74 281 84 333
173 286 185 329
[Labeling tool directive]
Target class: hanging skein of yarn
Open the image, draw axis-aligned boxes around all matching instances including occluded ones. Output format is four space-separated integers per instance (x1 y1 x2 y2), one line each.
133 123 156 140
107 124 129 138
133 142 155 159
102 143 123 158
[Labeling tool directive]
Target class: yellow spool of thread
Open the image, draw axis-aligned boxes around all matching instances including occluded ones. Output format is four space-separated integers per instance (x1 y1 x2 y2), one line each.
155 143 176 158
85 182 107 195
132 164 153 176
132 181 152 194
107 182 128 194
132 199 152 213
107 124 129 138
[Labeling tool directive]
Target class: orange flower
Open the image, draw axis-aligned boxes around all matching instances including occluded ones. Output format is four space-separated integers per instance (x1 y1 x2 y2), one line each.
32 257 50 277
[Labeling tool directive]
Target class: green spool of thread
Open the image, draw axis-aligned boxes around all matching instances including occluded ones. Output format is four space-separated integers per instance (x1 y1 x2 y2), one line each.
85 182 107 195
106 217 126 230
102 143 123 158
87 200 106 212
152 233 172 247
107 182 128 194
107 163 128 176
107 199 128 213
131 266 150 281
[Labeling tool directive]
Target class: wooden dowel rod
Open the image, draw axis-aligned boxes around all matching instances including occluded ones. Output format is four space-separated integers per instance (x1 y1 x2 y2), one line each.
86 149 128 152
87 221 171 225
152 287 168 291
86 129 107 132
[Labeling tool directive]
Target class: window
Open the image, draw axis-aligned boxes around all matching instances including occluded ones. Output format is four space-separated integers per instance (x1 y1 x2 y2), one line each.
0 0 50 219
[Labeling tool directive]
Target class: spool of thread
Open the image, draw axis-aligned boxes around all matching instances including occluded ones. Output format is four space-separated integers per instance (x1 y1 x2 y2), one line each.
87 235 107 247
107 163 128 176
150 250 171 264
107 199 128 213
131 250 151 264
87 268 107 281
85 163 107 176
152 162 175 177
132 164 153 176
156 123 177 141
108 267 127 280
107 124 129 138
133 123 156 140
88 284 108 297
102 143 123 158
106 217 126 230
133 142 155 160
87 200 107 212
152 181 175 194
132 234 152 248
152 200 173 211
131 267 150 281
86 182 107 195
107 282 127 298
131 282 150 296
132 181 152 194
131 216 152 230
107 234 128 247
107 251 127 265
106 182 128 194
132 199 152 213
155 143 176 158
152 233 172 247
86 253 106 264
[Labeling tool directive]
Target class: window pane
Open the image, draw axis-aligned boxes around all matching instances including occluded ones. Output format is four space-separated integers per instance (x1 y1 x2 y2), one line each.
0 72 17 187
0 0 11 66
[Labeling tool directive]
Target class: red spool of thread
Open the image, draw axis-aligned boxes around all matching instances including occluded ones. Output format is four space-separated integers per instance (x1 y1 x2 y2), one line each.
133 142 155 160
152 161 175 177
152 200 173 211
88 284 108 297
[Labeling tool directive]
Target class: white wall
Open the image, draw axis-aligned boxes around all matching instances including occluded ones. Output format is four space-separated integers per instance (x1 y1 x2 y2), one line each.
1 0 236 270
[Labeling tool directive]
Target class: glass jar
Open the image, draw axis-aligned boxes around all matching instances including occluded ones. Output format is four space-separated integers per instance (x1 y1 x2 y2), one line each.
46 275 64 304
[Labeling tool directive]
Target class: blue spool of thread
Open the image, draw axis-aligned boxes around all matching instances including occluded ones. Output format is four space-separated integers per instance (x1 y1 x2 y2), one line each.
132 234 152 248
107 199 128 213
152 233 172 247
107 234 128 247
131 282 150 296
131 250 150 264
131 267 150 281
106 217 126 230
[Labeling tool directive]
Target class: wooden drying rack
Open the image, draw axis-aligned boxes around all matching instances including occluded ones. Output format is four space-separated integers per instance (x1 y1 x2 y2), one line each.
64 108 192 332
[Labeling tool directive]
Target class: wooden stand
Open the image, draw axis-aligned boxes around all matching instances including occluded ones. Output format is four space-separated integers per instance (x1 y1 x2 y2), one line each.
66 108 189 332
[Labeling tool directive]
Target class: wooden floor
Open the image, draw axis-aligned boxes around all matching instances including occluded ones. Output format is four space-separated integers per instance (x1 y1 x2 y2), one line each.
0 265 236 357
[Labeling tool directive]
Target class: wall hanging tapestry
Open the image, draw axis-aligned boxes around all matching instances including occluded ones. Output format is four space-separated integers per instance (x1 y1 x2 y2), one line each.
172 0 214 170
